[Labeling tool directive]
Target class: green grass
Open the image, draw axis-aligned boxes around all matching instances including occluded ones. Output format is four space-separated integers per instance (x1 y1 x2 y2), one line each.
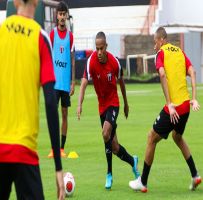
10 84 203 200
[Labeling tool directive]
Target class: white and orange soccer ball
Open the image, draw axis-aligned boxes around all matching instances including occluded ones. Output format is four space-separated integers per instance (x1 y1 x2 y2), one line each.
64 172 75 197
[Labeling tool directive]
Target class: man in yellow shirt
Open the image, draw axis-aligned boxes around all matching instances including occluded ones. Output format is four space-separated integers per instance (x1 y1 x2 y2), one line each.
129 26 201 192
0 0 64 199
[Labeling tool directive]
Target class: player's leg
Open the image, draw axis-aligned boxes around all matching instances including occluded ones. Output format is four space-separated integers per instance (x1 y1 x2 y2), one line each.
112 134 140 179
102 120 113 189
129 129 162 192
61 106 68 156
142 129 162 182
15 164 44 200
129 109 172 192
107 106 140 178
0 163 15 200
100 108 115 189
172 112 201 190
60 91 71 157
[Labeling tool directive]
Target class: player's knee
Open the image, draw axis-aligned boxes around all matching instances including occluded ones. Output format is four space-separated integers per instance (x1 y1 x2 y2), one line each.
172 132 182 145
62 108 67 117
112 142 119 154
102 130 110 142
112 147 118 154
147 129 160 145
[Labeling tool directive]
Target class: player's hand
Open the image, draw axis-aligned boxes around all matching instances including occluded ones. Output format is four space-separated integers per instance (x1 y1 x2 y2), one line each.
190 99 200 111
124 103 129 119
77 105 82 120
56 170 65 200
168 103 179 124
70 82 75 96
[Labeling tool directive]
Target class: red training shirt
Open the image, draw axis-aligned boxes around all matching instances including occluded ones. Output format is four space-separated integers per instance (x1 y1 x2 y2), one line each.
83 51 123 115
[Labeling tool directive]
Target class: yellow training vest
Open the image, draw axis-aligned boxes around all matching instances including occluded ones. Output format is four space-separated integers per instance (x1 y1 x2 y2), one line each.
0 15 41 152
161 43 190 105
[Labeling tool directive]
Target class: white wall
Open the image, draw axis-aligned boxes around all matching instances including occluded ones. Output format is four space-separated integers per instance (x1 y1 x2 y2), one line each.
0 11 6 25
151 0 203 83
201 33 203 83
70 6 148 38
184 32 201 83
154 0 203 27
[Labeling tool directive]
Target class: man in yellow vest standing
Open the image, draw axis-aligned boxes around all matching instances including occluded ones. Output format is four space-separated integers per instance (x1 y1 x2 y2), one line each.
129 26 201 192
0 0 64 199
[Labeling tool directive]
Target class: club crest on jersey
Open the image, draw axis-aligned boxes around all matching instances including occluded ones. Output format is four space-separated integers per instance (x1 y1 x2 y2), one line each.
97 74 100 79
107 72 112 81
60 46 64 53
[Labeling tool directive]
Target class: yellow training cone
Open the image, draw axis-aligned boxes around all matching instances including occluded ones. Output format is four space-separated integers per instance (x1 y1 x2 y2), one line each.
67 151 79 158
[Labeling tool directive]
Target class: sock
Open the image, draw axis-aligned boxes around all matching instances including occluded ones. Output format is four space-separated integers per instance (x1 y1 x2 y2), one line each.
186 155 198 177
61 135 66 149
141 161 151 186
105 139 112 174
116 144 134 167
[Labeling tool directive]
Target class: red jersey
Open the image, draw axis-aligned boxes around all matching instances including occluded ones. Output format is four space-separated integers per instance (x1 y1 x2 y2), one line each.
83 51 123 115
50 27 74 52
155 48 192 115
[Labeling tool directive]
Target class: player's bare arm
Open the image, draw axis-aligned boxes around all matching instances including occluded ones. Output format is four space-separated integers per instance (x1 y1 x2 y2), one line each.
187 66 200 111
77 78 88 120
118 77 129 119
70 51 75 96
56 171 65 200
158 67 179 124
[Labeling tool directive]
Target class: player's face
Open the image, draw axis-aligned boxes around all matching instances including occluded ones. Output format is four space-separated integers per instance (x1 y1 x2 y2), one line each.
154 34 163 53
57 11 68 27
95 38 107 63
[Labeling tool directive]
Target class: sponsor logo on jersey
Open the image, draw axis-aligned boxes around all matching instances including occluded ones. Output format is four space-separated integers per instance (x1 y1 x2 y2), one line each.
55 60 67 68
6 23 33 37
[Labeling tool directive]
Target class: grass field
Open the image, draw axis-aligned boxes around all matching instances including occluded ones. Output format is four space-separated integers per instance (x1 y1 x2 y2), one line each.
10 83 203 200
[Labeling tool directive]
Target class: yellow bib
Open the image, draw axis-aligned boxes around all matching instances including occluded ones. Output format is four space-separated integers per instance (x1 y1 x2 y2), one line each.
0 15 41 152
161 43 190 105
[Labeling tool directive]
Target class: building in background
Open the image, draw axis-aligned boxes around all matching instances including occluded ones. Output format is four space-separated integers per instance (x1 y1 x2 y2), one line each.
1 0 203 82
150 0 203 83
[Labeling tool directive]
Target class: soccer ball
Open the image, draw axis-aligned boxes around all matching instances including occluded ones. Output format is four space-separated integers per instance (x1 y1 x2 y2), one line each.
64 172 75 197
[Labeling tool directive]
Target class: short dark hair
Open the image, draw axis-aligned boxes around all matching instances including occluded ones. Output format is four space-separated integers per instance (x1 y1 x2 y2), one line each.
56 1 69 14
155 26 167 39
22 0 29 3
96 31 106 41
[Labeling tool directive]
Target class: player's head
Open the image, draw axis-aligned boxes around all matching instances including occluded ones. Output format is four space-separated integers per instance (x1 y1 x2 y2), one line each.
95 31 108 63
154 26 167 52
56 1 69 28
14 0 38 9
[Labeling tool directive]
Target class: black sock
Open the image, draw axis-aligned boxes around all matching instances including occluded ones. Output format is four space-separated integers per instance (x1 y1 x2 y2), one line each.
186 155 197 177
116 144 134 167
61 135 66 149
105 139 112 174
141 161 151 186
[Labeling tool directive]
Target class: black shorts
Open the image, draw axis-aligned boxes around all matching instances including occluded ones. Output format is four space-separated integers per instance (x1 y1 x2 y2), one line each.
153 109 189 139
55 90 71 108
0 163 44 200
100 106 119 135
